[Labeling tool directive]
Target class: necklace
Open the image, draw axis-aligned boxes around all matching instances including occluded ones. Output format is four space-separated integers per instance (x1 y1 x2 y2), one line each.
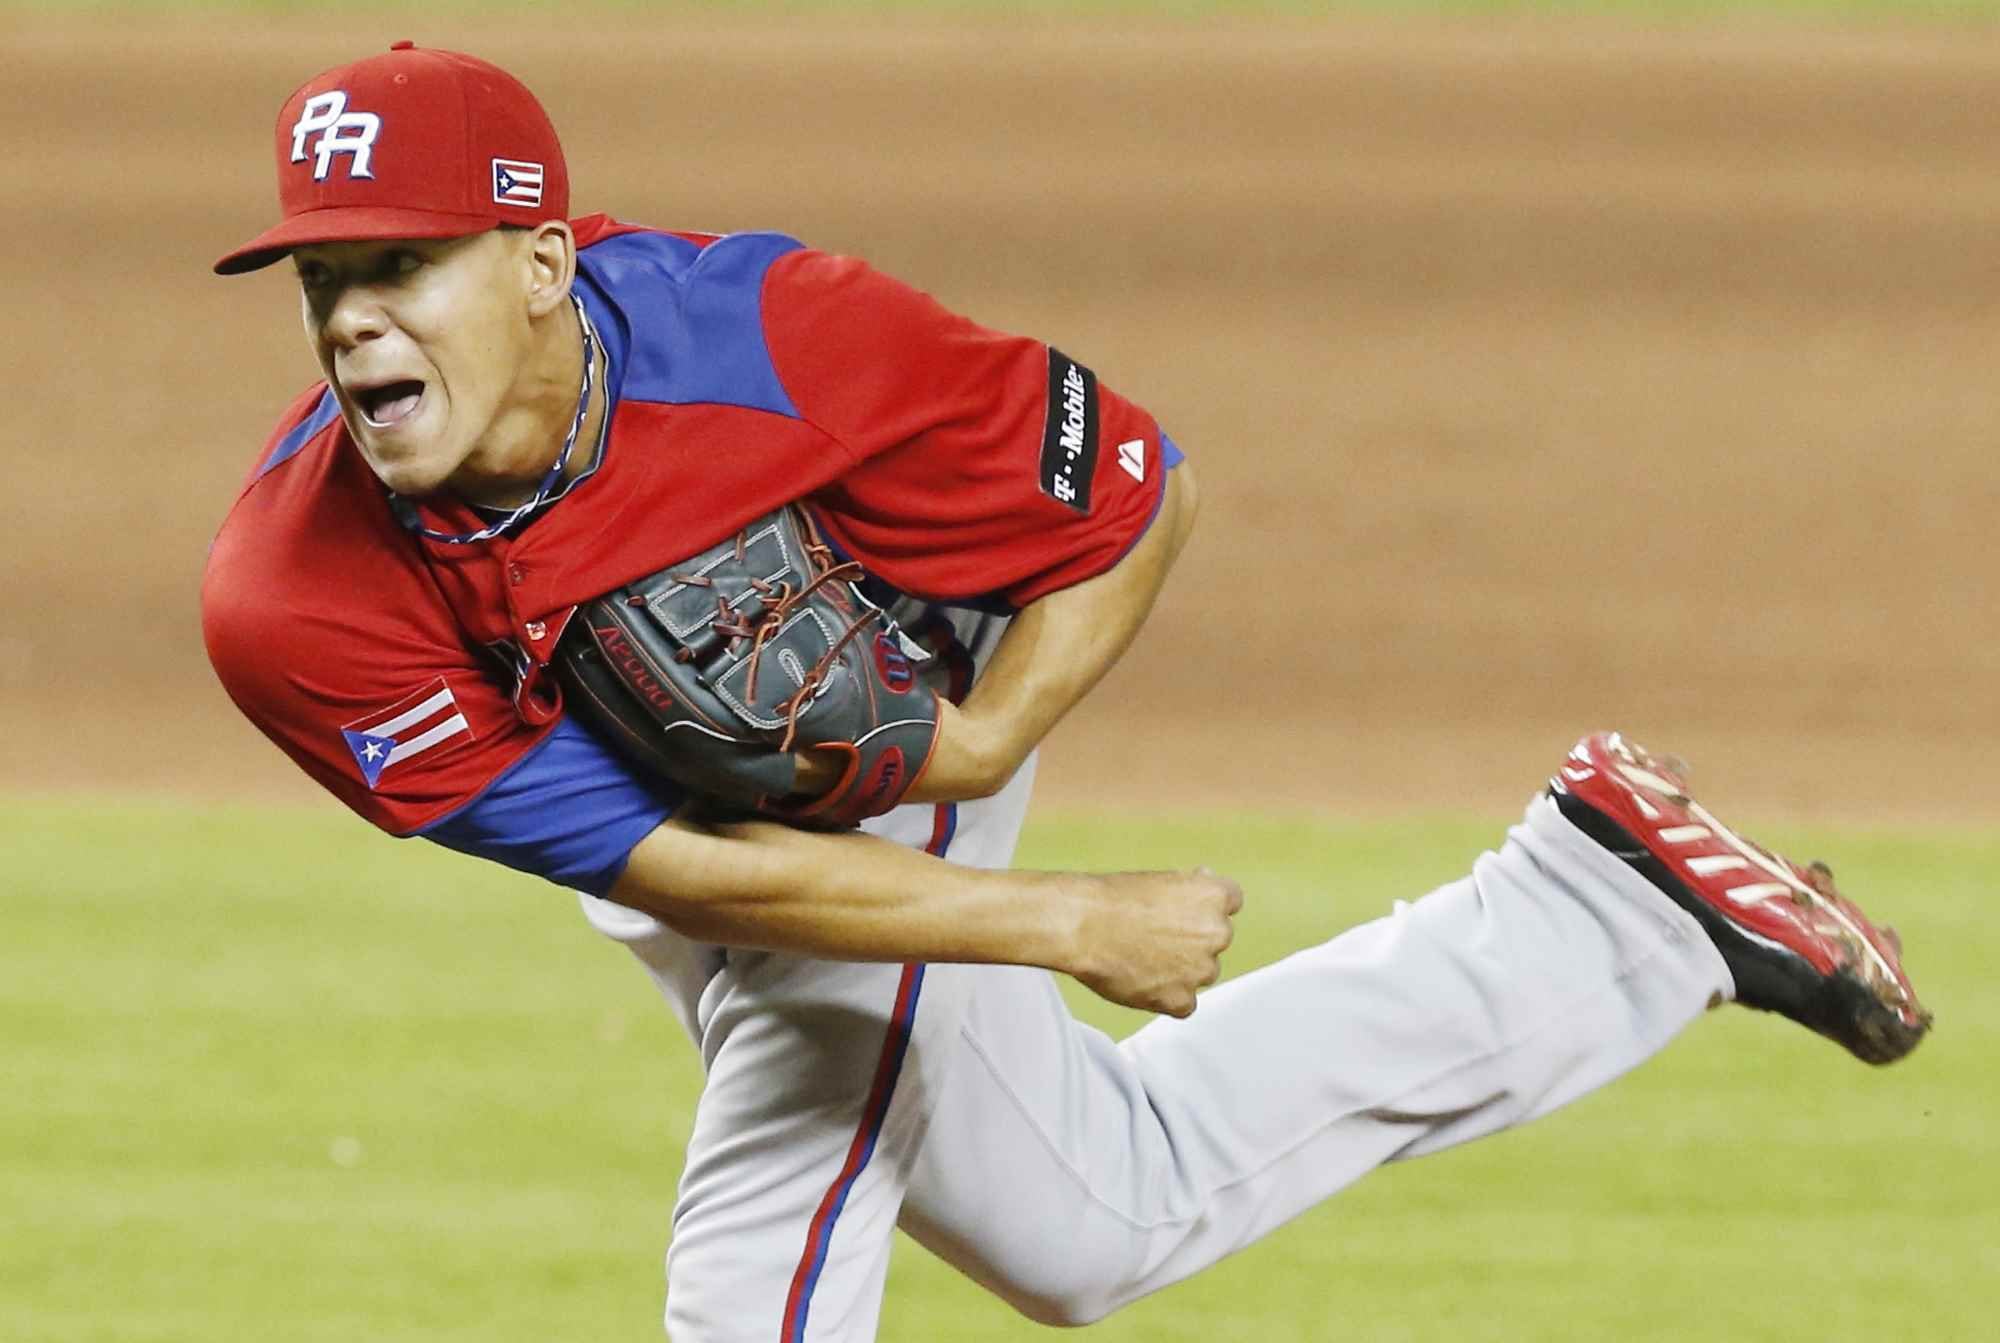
394 293 606 546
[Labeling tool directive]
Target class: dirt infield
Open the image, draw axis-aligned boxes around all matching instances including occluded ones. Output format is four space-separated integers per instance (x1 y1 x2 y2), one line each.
9 13 1999 822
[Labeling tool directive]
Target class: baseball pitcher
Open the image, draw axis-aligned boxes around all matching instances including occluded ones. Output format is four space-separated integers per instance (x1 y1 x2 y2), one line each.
203 43 1928 1341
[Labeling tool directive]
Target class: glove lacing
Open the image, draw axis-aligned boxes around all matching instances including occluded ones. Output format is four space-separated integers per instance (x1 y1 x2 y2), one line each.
633 529 881 753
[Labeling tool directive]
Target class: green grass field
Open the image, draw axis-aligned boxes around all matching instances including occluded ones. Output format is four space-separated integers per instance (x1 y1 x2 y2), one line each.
6 802 1991 1341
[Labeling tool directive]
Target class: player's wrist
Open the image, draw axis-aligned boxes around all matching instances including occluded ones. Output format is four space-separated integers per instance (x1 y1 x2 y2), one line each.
905 698 1012 803
1038 871 1101 982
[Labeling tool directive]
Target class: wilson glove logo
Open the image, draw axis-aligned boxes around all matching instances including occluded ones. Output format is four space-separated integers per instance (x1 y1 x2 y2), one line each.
872 631 915 692
291 90 382 181
1039 349 1099 514
857 748 907 816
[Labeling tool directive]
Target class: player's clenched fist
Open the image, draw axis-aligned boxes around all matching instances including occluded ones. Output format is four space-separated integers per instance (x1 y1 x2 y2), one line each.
1068 868 1244 1017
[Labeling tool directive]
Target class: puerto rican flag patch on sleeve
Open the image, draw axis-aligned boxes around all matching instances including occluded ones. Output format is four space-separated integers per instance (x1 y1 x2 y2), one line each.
492 158 545 208
341 677 475 790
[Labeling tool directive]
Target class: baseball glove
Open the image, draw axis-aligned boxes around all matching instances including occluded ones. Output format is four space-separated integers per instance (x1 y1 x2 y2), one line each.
553 505 941 827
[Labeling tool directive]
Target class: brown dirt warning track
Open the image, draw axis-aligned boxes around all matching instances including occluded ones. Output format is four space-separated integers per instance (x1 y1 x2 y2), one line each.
6 13 2000 823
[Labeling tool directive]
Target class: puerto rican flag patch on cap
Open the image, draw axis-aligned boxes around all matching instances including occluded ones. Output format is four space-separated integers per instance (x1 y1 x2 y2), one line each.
492 158 545 208
341 677 474 790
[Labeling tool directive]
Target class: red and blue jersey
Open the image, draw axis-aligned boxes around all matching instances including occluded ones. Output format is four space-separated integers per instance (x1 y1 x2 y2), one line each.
203 216 1183 894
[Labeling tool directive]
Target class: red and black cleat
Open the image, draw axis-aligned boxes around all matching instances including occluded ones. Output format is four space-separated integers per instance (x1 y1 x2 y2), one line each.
1549 732 1931 1065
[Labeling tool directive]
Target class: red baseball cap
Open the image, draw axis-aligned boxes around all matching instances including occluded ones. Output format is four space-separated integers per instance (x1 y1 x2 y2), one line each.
215 41 570 275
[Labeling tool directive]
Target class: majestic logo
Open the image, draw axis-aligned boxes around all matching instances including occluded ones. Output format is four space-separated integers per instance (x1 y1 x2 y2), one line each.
1116 438 1146 484
1038 349 1099 515
340 677 473 790
492 158 546 208
290 91 382 182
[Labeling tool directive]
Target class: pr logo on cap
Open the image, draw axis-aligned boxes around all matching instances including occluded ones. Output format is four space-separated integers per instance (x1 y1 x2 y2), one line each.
290 91 381 181
215 42 571 275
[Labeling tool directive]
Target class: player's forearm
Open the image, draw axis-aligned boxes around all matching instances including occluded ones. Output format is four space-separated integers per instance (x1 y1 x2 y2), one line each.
607 813 1086 971
606 810 1244 1018
909 464 1199 802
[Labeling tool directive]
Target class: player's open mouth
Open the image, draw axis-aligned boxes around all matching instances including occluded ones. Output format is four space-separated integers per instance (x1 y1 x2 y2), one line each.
353 380 427 429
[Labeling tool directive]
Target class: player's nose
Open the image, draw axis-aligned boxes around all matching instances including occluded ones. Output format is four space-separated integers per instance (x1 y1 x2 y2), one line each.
319 286 394 350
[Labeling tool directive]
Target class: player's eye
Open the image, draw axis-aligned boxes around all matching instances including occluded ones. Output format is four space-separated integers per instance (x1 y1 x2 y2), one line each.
295 260 333 290
384 250 424 278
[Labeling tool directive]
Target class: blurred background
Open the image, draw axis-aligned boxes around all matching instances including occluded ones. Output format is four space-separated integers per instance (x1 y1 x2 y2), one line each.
5 4 1997 1342
10 0 2000 820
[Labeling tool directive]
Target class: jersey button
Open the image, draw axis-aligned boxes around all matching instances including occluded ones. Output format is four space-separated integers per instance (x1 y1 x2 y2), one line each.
508 563 526 586
524 620 548 642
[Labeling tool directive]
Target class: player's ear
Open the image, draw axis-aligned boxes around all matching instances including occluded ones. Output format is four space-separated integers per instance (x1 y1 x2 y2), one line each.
521 220 576 320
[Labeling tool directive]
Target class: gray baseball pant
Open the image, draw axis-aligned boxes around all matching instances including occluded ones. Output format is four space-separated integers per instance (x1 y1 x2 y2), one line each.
581 759 1733 1340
